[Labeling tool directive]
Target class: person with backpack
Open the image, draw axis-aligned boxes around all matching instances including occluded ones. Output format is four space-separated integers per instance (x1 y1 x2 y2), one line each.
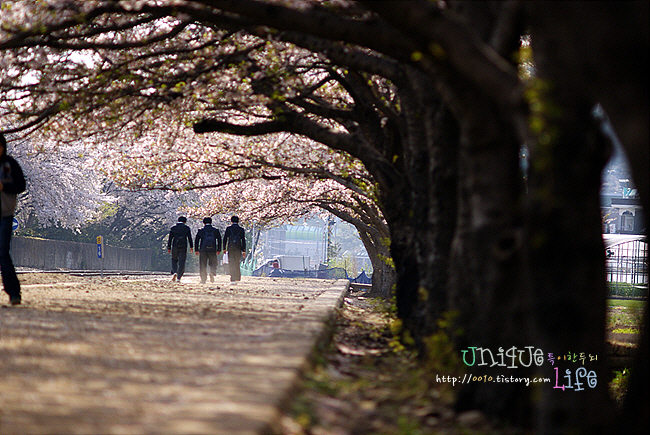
222 215 246 284
194 217 221 284
167 216 193 282
0 132 26 305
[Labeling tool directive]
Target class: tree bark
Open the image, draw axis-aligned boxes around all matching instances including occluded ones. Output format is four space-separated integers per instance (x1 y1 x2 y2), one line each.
525 3 647 431
425 2 531 423
447 95 530 422
359 229 395 299
377 68 460 349
525 35 613 435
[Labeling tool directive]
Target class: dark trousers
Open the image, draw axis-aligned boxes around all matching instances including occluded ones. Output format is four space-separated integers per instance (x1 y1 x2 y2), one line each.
171 248 187 279
228 249 242 282
199 251 218 283
0 216 20 299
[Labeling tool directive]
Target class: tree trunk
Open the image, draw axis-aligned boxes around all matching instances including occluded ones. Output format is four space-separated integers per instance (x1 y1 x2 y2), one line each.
525 3 647 431
381 69 460 349
527 99 613 434
381 179 424 343
525 32 614 433
368 253 396 299
429 2 532 423
447 97 531 423
358 229 395 299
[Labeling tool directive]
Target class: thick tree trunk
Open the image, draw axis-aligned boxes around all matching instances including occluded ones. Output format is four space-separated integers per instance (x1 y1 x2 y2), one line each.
525 3 647 431
381 70 460 349
382 183 424 343
431 2 532 423
358 229 395 299
447 100 531 423
415 90 459 329
561 5 648 431
527 100 613 433
526 30 614 433
368 253 396 299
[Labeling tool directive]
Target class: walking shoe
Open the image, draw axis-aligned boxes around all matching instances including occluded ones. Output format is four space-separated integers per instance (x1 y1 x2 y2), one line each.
10 295 21 306
171 274 177 282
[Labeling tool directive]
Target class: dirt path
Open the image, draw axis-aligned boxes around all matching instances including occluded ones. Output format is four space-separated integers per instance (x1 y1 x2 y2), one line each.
0 274 347 435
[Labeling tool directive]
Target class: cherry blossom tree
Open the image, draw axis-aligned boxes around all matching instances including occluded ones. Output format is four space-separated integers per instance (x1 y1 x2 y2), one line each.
8 134 112 229
0 2 396 294
192 176 393 297
96 122 394 296
7 131 193 263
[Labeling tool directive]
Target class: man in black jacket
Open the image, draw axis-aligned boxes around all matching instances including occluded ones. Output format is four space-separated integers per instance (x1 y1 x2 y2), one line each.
194 217 221 284
0 132 26 305
167 216 193 282
222 215 246 284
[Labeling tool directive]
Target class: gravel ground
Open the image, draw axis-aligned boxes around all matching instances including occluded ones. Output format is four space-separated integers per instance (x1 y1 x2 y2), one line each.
0 273 347 435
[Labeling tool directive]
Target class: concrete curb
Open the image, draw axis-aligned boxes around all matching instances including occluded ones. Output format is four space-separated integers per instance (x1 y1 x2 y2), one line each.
266 279 350 434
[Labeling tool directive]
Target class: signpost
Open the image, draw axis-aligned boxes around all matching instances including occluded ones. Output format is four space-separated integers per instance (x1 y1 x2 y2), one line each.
96 235 104 277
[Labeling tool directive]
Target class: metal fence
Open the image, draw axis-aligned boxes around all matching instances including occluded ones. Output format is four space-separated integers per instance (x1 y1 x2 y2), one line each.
605 236 648 288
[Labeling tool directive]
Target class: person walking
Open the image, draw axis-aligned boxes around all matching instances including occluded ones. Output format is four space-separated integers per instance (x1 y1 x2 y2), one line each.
222 215 246 284
0 132 26 305
194 217 221 284
167 216 193 282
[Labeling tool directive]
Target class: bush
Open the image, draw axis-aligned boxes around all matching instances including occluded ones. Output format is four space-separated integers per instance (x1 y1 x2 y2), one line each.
608 282 648 298
610 369 630 405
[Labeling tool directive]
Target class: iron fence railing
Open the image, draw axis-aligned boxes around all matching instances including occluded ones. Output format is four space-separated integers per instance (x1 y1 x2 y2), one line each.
605 238 648 289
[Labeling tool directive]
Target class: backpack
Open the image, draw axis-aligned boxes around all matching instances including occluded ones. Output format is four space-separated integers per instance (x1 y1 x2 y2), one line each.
171 224 187 249
227 226 243 249
173 237 187 249
203 228 217 250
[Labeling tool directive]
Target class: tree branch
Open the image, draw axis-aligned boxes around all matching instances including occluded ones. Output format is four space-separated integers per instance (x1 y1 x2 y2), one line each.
193 112 362 156
202 0 416 57
361 0 522 107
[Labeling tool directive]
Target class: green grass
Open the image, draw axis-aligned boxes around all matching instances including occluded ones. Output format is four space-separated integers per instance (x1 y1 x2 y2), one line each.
612 328 639 334
607 299 645 309
607 298 644 407
607 303 644 331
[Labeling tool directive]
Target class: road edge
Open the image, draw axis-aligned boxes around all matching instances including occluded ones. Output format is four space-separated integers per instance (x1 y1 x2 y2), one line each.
265 278 350 434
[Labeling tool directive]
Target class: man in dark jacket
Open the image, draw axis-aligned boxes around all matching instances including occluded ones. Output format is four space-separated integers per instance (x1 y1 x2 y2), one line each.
222 215 246 284
0 132 26 305
167 216 193 282
194 217 221 284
